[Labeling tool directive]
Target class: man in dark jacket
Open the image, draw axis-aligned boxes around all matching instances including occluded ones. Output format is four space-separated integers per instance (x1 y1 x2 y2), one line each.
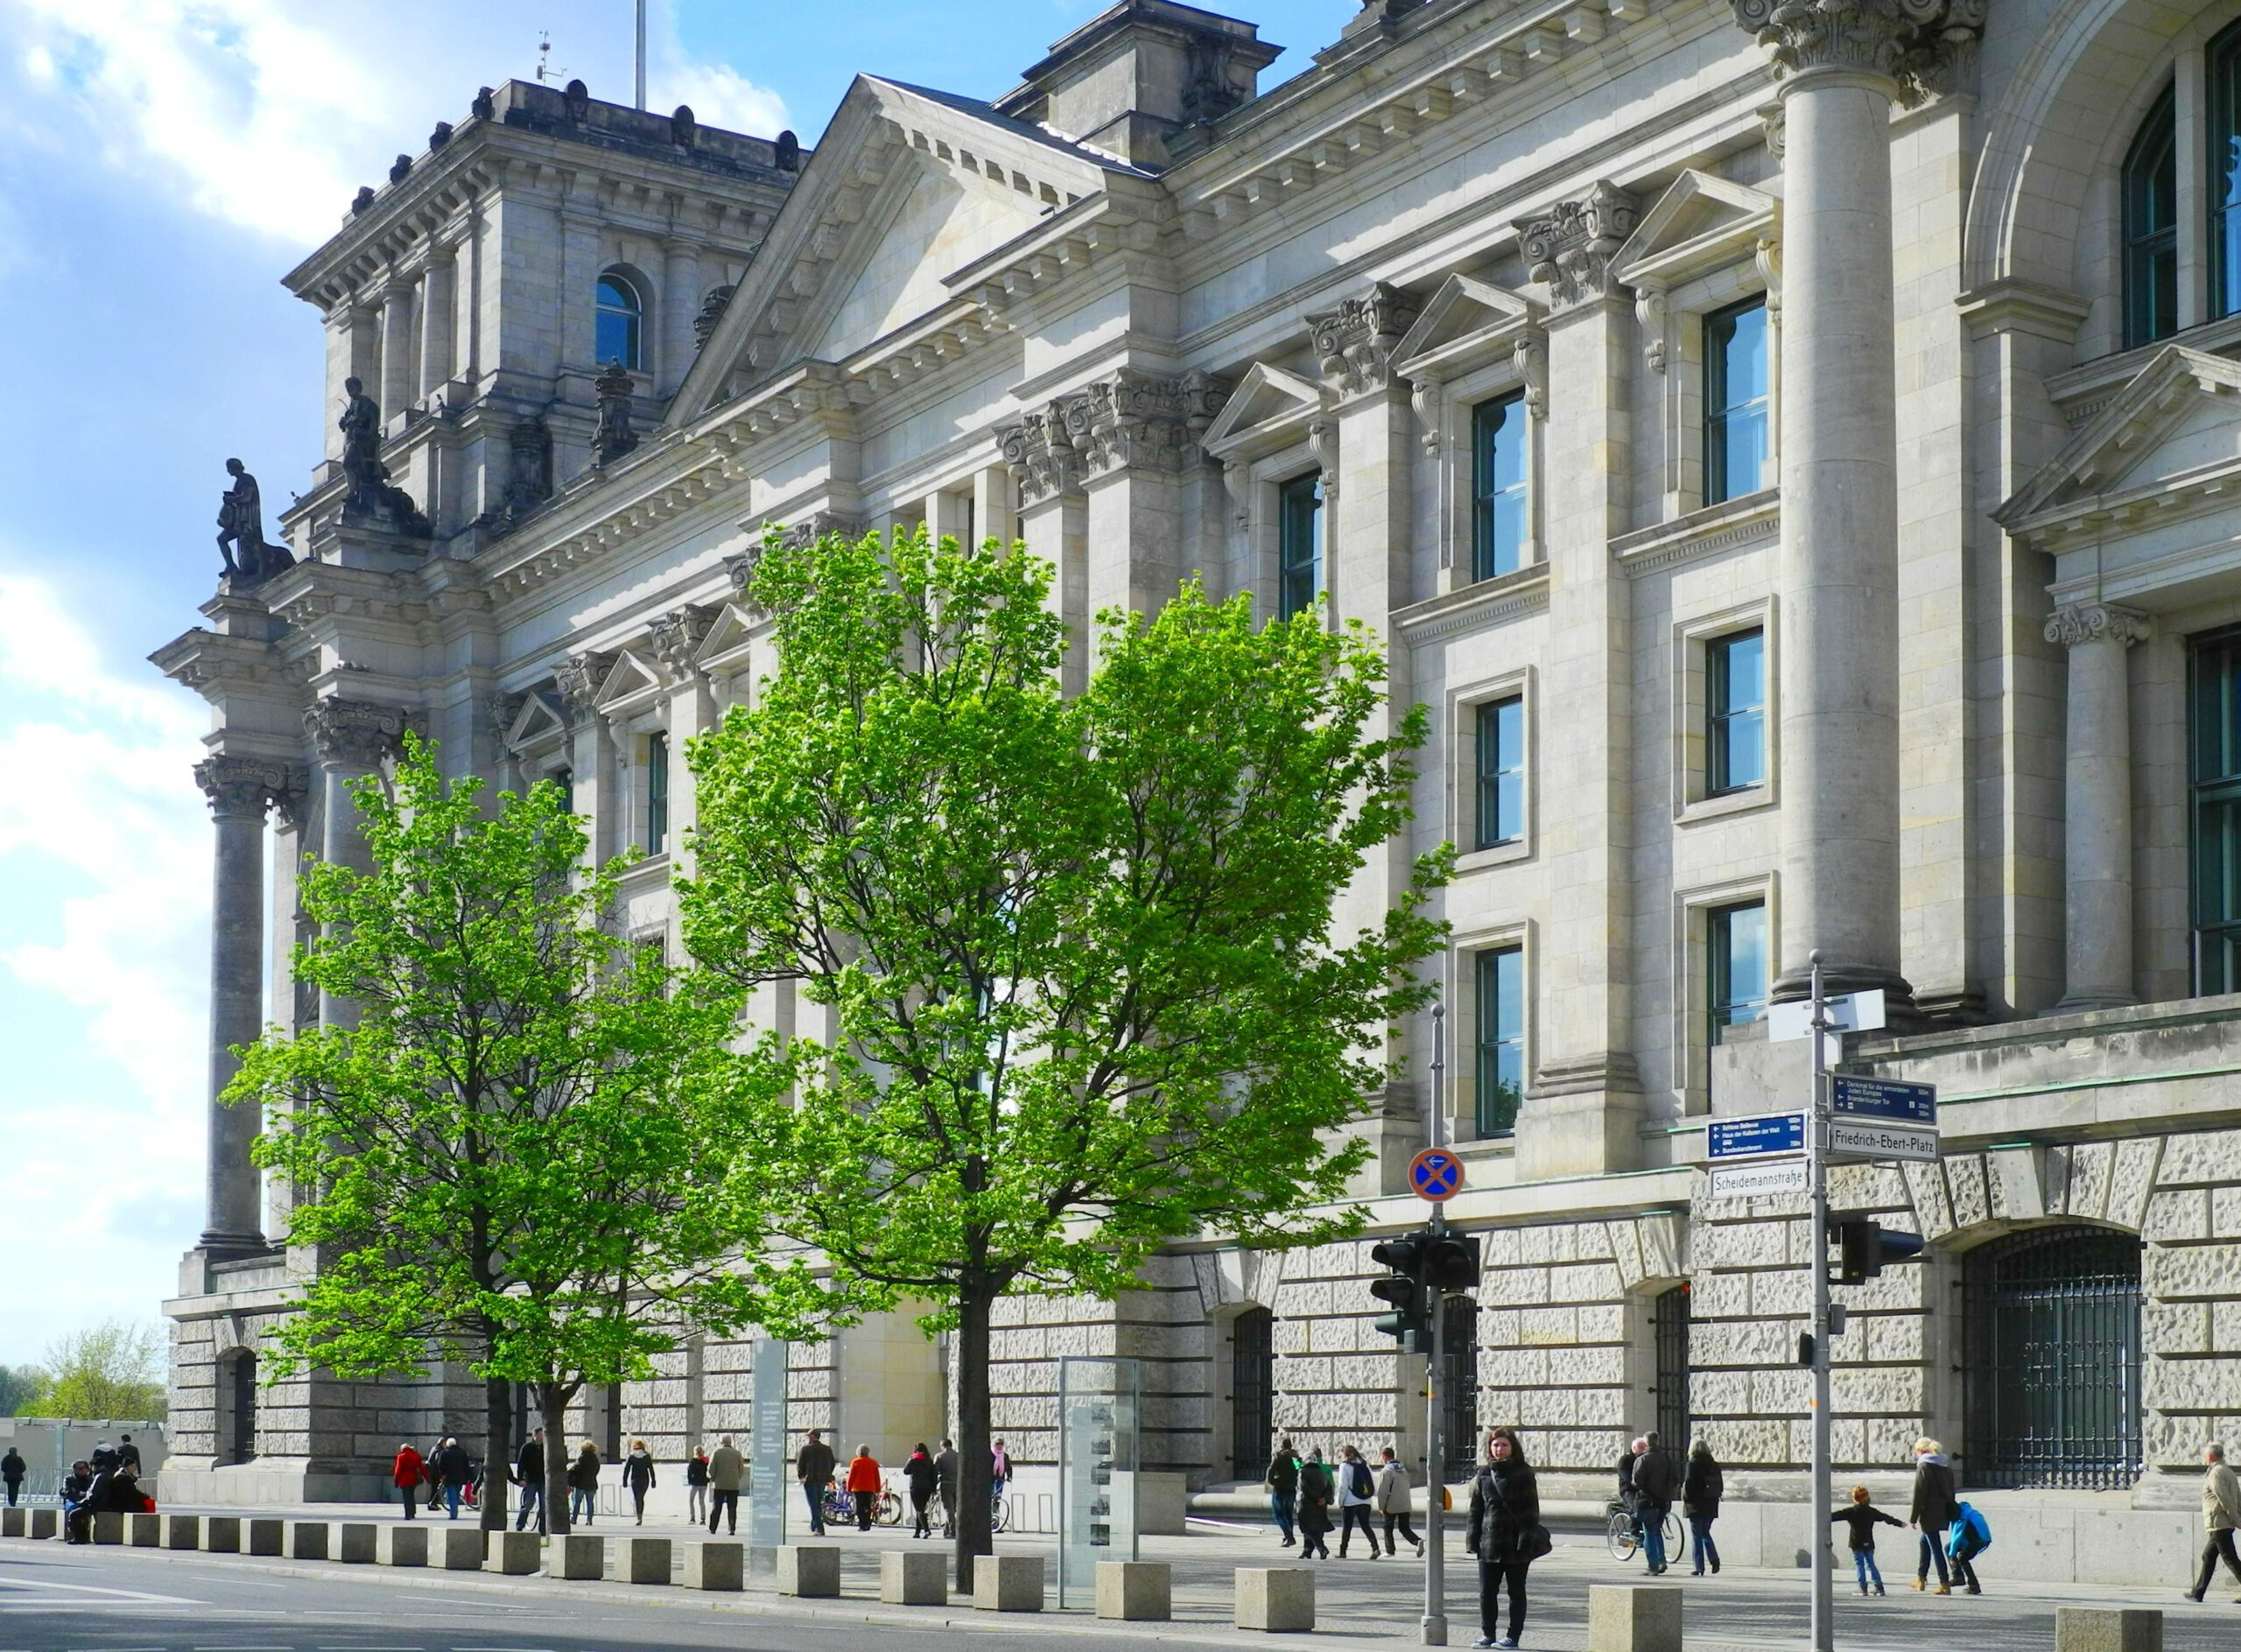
1629 1432 1677 1575
1 1447 25 1507
1907 1439 1959 1592
116 1434 143 1474
432 1437 474 1520
1266 1438 1300 1546
515 1428 546 1533
796 1429 836 1536
932 1439 960 1537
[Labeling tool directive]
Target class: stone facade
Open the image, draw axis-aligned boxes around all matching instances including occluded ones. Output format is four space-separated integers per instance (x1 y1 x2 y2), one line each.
151 0 2241 1578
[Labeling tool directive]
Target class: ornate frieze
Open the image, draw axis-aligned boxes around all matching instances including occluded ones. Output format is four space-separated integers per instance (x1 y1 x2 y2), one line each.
775 511 868 552
998 404 1080 505
1307 282 1423 397
2044 602 2152 650
1515 183 1640 313
650 605 716 679
1730 0 1987 105
1001 373 1233 501
193 755 309 825
305 698 422 770
553 652 615 722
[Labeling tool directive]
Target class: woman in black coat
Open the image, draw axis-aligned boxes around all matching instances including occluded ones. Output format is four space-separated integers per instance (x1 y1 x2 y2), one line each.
1465 1427 1541 1650
1296 1449 1336 1560
1683 1440 1724 1576
902 1444 938 1537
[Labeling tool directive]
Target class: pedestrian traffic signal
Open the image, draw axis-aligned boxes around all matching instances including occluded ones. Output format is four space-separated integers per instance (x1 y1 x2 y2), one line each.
1422 1232 1481 1290
1829 1216 1926 1284
1369 1234 1429 1350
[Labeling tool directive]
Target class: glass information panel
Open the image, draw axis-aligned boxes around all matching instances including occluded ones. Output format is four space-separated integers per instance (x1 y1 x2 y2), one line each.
1057 1355 1140 1609
748 1338 789 1559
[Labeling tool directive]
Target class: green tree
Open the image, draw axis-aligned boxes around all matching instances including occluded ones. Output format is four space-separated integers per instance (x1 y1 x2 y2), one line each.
0 1363 49 1417
18 1324 162 1419
229 740 764 1531
683 527 1448 1585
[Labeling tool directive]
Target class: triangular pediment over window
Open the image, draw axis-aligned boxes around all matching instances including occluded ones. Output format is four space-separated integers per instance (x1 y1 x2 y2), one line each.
1392 274 1544 386
503 690 570 756
1999 346 2241 536
592 649 666 717
1200 362 1331 463
1612 170 1779 293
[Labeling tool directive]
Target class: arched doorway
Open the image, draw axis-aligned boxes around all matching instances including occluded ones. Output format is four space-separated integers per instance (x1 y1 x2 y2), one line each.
220 1350 257 1466
1230 1305 1275 1480
1652 1283 1691 1453
1963 1227 2142 1489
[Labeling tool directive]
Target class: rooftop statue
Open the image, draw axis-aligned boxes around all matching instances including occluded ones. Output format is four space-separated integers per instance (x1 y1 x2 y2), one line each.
337 377 432 538
215 458 295 588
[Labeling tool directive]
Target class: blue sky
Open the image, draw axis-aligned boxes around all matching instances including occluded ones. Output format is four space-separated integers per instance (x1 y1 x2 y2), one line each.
0 0 1356 1370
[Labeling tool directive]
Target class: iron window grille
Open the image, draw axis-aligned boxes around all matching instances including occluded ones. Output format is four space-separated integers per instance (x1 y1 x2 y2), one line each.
1439 1295 1480 1481
1230 1306 1275 1480
1652 1283 1691 1458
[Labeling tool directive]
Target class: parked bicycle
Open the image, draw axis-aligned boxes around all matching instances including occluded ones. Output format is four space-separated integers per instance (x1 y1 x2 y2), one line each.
820 1480 904 1528
1605 1498 1685 1564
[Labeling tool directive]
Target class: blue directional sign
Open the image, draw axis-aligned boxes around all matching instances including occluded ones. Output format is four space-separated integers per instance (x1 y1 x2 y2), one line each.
1708 1112 1806 1161
1831 1077 1937 1126
1409 1147 1465 1202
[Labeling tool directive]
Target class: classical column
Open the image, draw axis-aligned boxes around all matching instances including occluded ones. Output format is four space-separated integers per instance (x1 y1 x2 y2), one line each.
1731 0 1985 1009
2046 602 2150 1012
193 756 303 1255
999 407 1090 695
660 236 703 395
417 245 456 401
378 275 415 427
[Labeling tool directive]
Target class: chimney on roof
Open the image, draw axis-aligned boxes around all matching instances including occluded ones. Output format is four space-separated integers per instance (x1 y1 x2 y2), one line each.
994 0 1280 168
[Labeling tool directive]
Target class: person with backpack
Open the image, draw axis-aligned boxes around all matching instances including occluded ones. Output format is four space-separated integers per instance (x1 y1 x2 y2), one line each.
1683 1440 1723 1576
1907 1438 1958 1593
1831 1485 1903 1595
1629 1431 1676 1575
1336 1444 1380 1558
1296 1447 1335 1559
1375 1445 1423 1557
568 1439 602 1525
2188 1439 2241 1602
622 1438 657 1524
685 1445 711 1527
1946 1500 1990 1595
1465 1428 1544 1651
903 1442 938 1538
391 1441 425 1520
1265 1438 1300 1546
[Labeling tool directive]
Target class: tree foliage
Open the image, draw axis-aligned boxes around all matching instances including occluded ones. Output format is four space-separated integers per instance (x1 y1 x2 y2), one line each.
0 1363 47 1418
16 1323 163 1420
228 740 764 1529
682 527 1449 1581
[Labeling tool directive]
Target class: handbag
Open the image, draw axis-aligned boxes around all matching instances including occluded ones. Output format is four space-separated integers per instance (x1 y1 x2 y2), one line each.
1522 1522 1554 1561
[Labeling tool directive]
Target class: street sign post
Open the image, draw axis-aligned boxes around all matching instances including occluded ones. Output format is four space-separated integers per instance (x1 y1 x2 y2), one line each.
1708 1112 1806 1160
1709 1157 1809 1199
1802 958 1836 1652
1830 1076 1936 1124
1767 988 1886 1044
1408 1146 1465 1203
1419 1009 1450 1648
1828 1118 1942 1163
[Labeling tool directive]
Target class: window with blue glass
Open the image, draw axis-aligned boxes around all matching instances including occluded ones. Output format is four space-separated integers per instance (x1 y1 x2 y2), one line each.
2215 25 2241 322
2122 84 2179 348
2189 629 2241 993
1471 392 1528 581
1277 472 1324 621
596 273 644 370
645 733 670 855
1475 696 1525 849
1708 629 1767 795
1475 946 1525 1137
552 767 573 816
1704 298 1770 506
1708 901 1768 1047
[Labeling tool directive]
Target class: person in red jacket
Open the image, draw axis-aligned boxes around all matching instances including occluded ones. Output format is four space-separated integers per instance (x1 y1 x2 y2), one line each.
392 1443 425 1521
845 1445 882 1531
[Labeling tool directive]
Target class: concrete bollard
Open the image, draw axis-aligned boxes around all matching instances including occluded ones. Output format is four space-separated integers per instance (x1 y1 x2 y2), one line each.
287 1521 330 1560
973 1552 1045 1613
378 1523 428 1567
246 1518 284 1556
1587 1584 1683 1652
881 1548 948 1605
90 1512 125 1545
0 1508 24 1537
434 1527 485 1570
28 1508 58 1539
161 1513 201 1550
201 1515 242 1553
488 1530 541 1574
1235 1568 1315 1633
335 1522 378 1564
129 1513 161 1547
624 1536 672 1585
547 1532 604 1580
685 1541 744 1592
777 1543 842 1598
2055 1606 2163 1652
1098 1560 1171 1621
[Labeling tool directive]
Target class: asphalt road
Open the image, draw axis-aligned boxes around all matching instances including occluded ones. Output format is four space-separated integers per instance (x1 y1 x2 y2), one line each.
3 1526 2237 1652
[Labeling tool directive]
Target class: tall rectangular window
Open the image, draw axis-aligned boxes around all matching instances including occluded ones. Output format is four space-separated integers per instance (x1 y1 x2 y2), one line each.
2212 25 2241 320
1475 946 1525 1136
1708 901 1769 1047
645 732 670 855
551 767 574 816
1277 472 1324 621
1708 629 1767 794
1704 298 1770 505
2123 84 2179 348
2190 631 2241 991
1474 696 1525 849
1471 392 1528 581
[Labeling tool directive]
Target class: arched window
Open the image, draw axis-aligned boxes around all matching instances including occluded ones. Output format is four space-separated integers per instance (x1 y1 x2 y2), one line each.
221 1350 258 1466
595 272 644 371
1963 1227 2141 1489
1651 1283 1691 1454
1229 1306 1274 1480
2122 84 2179 349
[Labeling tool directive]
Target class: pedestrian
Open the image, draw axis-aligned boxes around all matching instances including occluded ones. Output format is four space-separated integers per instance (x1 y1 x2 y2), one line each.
433 1435 474 1519
2 1446 25 1508
1266 1437 1300 1546
1907 1437 1957 1594
1629 1431 1675 1575
1465 1428 1544 1651
903 1442 938 1537
1683 1440 1723 1576
2187 1439 2241 1602
685 1445 711 1527
933 1437 960 1536
623 1438 657 1524
56 1460 91 1536
569 1439 602 1526
1375 1446 1423 1557
515 1428 546 1533
1947 1500 1990 1596
391 1441 425 1520
116 1433 143 1475
423 1433 448 1512
796 1428 836 1536
846 1443 882 1531
708 1435 744 1535
1336 1444 1380 1558
1831 1485 1901 1596
992 1437 1011 1525
1297 1446 1335 1560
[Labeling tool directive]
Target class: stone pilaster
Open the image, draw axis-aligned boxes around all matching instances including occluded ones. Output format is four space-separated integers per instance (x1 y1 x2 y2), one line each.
2044 602 2151 1013
377 276 414 429
305 699 419 1025
555 652 621 864
1001 404 1091 693
1730 0 1985 1010
416 246 455 402
1057 369 1229 633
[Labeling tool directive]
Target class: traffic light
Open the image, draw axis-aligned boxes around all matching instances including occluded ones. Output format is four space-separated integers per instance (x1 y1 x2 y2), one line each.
1423 1231 1481 1290
1829 1216 1926 1284
1369 1234 1428 1350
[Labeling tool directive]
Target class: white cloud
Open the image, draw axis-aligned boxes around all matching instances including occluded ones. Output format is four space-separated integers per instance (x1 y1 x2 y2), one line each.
650 1 789 137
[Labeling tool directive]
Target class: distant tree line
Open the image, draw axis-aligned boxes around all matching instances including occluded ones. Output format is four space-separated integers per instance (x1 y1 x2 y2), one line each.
3 1320 167 1419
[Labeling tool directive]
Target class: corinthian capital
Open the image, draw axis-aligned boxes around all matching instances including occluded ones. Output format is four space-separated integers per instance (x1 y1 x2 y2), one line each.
1514 183 1640 313
1051 370 1233 478
1307 282 1423 397
194 755 309 823
305 698 423 769
553 651 615 722
2043 602 2152 650
997 404 1081 505
1731 0 1986 104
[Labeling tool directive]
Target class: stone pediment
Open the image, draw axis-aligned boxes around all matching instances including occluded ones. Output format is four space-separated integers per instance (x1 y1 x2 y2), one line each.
693 598 762 675
1392 274 1544 386
502 689 570 756
1198 362 1331 463
1612 170 1779 293
1998 347 2241 537
593 648 667 718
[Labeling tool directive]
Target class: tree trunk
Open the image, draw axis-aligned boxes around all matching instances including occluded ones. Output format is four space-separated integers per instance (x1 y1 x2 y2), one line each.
481 1374 511 1532
542 1381 573 1537
951 1281 996 1596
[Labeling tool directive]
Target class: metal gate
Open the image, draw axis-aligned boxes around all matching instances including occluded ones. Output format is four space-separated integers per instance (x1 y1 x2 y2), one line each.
1964 1227 2142 1490
1230 1306 1274 1480
1440 1296 1480 1480
1652 1284 1691 1453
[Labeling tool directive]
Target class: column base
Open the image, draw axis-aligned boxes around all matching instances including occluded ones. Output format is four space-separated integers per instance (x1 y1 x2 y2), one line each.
1515 1061 1645 1180
195 1229 270 1262
2053 990 2138 1016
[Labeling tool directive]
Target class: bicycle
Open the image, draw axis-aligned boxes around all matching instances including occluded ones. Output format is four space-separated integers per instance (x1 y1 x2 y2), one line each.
1605 1499 1685 1564
820 1481 904 1528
